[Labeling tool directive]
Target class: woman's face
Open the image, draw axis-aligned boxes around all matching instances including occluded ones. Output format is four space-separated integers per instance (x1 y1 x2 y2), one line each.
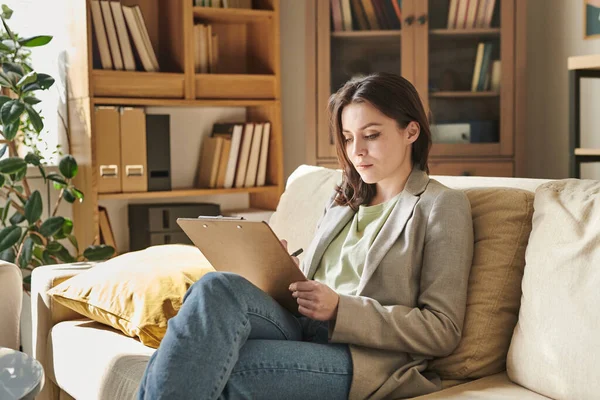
341 102 418 185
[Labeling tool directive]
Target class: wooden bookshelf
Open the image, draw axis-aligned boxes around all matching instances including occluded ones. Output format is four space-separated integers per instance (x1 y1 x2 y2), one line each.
66 0 282 250
306 0 526 178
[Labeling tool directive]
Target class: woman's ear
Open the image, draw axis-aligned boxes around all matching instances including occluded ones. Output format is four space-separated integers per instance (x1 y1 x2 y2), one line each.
406 121 420 144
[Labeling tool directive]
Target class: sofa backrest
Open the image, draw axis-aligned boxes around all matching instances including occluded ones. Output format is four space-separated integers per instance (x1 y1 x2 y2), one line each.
269 164 551 265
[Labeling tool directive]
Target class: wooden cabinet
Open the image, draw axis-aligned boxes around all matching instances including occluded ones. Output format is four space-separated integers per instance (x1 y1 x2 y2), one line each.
66 0 283 249
307 0 526 178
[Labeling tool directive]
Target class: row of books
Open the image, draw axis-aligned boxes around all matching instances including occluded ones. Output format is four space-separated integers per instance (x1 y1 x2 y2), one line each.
471 42 500 92
447 0 497 29
194 0 253 8
331 0 402 31
90 1 159 71
198 122 270 189
194 24 219 74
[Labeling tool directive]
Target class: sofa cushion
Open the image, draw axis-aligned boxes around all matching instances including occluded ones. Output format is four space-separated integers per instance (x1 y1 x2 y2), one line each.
507 179 600 399
47 244 214 348
428 188 534 379
48 319 154 400
411 372 551 399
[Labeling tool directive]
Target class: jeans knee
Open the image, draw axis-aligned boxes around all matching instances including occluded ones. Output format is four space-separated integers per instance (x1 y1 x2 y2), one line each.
186 272 249 301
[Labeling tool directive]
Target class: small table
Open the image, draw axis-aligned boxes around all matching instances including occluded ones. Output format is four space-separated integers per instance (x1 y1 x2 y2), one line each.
0 347 44 400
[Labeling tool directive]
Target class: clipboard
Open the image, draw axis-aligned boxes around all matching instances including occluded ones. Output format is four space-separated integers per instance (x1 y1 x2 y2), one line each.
176 217 307 314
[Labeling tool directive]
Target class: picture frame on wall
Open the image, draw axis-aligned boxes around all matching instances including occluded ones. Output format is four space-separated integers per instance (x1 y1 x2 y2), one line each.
585 0 600 39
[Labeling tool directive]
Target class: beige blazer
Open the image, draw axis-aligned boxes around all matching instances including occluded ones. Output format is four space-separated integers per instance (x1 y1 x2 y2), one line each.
301 166 474 400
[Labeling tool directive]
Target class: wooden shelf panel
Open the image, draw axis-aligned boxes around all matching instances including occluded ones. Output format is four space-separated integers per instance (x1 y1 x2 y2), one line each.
195 74 276 99
92 70 185 99
574 148 600 156
430 143 502 157
430 160 513 177
331 30 401 38
431 91 499 98
91 97 277 107
429 28 501 37
192 6 275 23
568 54 600 71
99 185 279 200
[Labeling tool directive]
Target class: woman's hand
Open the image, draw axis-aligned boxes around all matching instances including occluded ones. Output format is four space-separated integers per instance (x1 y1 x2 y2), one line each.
280 239 300 267
289 280 339 321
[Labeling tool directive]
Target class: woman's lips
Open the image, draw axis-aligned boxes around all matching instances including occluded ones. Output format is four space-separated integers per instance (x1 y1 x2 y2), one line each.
356 164 372 170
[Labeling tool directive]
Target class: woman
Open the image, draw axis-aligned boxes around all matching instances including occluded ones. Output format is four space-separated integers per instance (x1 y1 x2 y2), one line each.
138 73 473 400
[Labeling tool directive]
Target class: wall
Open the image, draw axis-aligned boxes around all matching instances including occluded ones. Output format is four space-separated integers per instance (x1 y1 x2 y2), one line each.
526 0 600 179
280 0 308 181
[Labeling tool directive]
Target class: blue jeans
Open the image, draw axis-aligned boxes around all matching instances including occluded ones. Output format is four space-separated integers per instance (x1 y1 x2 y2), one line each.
138 272 353 400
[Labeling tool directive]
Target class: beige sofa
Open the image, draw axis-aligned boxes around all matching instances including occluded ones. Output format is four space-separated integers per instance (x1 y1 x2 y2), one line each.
0 261 22 351
30 165 597 400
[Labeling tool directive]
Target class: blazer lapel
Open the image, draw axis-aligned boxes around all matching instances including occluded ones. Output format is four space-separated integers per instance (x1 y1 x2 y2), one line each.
302 205 355 279
356 166 430 295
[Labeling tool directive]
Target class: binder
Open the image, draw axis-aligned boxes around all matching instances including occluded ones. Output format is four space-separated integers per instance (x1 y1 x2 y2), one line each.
94 106 122 193
120 107 148 192
146 114 171 191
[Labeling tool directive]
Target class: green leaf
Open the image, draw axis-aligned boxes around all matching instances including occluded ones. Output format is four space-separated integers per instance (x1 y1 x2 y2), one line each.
41 250 57 265
37 165 46 180
24 190 42 224
55 247 75 263
0 225 21 252
0 174 4 187
18 35 53 47
1 201 10 224
23 275 32 286
0 144 7 158
59 155 78 179
39 216 65 237
0 95 11 108
19 236 34 267
17 71 37 88
0 157 26 174
72 188 84 202
0 41 10 52
23 96 41 105
0 17 15 42
0 247 15 263
2 120 19 140
46 241 63 253
24 152 41 166
62 218 73 235
24 103 43 132
67 234 79 252
9 211 25 225
1 5 14 20
62 189 76 203
23 73 54 92
46 173 67 185
30 234 43 246
1 100 24 125
83 245 115 261
2 62 24 77
10 168 27 182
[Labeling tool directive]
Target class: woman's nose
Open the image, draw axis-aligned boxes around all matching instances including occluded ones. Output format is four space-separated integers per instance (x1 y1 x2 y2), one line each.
351 139 365 157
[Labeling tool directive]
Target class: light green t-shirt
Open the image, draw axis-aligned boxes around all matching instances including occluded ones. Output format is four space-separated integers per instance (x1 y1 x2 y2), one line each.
313 193 401 295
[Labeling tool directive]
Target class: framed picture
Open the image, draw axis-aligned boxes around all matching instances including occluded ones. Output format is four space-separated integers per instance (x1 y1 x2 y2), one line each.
585 0 600 39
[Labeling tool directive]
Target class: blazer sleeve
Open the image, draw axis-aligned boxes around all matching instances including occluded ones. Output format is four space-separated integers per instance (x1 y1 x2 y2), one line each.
329 190 474 357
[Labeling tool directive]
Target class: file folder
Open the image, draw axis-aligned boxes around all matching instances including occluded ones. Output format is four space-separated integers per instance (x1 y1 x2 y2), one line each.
120 107 148 192
146 114 171 191
94 106 122 193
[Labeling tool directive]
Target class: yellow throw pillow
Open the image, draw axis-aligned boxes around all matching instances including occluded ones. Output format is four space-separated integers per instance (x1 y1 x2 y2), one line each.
47 244 215 348
428 188 534 379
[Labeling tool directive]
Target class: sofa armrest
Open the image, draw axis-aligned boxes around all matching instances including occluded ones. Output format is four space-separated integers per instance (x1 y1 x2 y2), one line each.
0 261 22 350
31 263 94 375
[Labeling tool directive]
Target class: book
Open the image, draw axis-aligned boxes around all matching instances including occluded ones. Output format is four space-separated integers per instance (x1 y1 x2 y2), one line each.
110 1 136 71
465 0 479 29
234 123 255 188
133 5 160 71
474 0 488 28
256 122 270 187
215 138 231 188
197 136 224 188
447 0 459 28
122 5 156 72
340 0 353 31
456 0 469 29
350 0 370 30
244 123 264 187
211 123 244 189
100 1 124 70
471 42 485 92
90 0 113 69
490 60 501 92
482 0 496 28
360 0 380 30
477 43 493 91
331 0 344 32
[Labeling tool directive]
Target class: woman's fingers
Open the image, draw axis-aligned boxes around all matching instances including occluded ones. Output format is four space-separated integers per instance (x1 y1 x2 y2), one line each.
296 298 315 309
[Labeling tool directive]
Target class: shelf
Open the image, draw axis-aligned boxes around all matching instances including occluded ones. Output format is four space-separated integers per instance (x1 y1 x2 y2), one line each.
568 54 600 71
192 6 274 23
574 148 600 156
91 97 277 107
429 28 501 37
92 70 185 99
430 91 499 98
195 74 276 99
331 30 401 38
98 185 279 200
430 143 501 157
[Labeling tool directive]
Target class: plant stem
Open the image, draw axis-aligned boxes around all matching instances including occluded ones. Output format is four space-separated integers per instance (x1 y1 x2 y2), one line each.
29 230 47 246
7 186 27 202
14 240 24 266
52 188 64 217
8 141 31 197
2 194 25 215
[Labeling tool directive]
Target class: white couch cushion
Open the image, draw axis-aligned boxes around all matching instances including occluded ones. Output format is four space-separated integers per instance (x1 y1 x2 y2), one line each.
48 319 154 400
412 372 551 399
507 179 600 399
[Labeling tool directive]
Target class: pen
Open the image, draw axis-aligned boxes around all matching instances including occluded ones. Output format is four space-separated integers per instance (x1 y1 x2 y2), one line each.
290 248 303 257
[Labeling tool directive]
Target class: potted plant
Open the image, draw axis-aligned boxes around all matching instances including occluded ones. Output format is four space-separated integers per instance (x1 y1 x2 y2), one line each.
0 5 114 289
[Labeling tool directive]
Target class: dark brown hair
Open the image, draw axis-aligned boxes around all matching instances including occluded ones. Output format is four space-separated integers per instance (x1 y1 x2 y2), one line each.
328 72 432 210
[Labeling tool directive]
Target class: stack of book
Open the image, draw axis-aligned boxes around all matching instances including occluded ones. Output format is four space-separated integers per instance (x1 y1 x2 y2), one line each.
90 0 159 72
447 0 496 29
471 42 501 92
194 0 253 8
194 24 219 73
331 0 402 31
197 122 271 189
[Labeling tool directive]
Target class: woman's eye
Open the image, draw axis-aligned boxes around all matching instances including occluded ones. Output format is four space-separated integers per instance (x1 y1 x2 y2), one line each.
344 137 353 143
365 133 380 140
